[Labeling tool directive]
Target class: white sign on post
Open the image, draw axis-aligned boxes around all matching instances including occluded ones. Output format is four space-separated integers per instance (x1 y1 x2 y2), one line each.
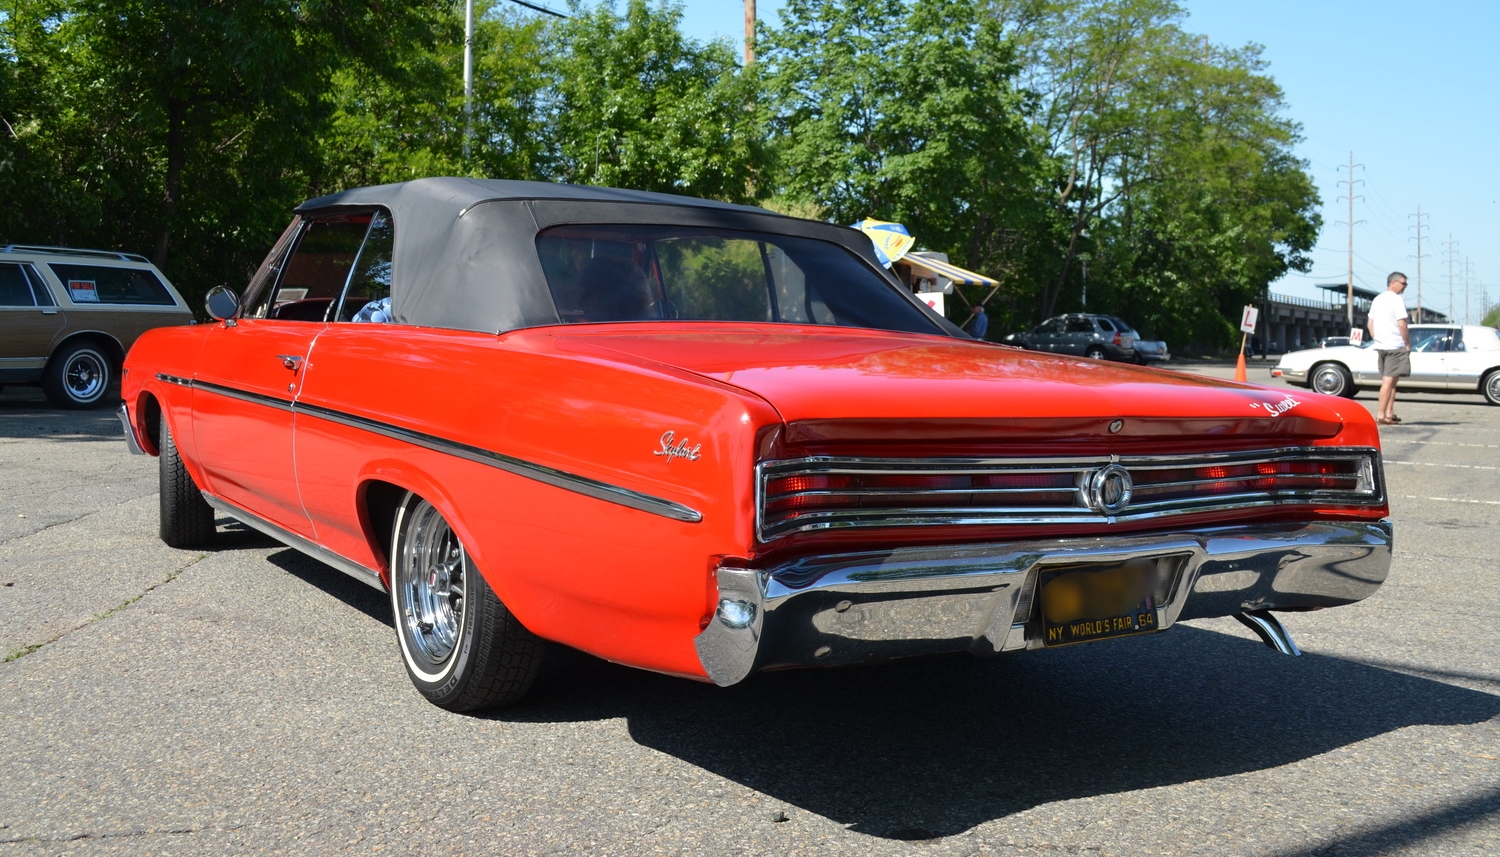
1239 306 1259 334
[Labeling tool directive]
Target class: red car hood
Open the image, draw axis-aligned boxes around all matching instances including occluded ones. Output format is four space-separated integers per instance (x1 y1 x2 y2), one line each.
539 325 1375 447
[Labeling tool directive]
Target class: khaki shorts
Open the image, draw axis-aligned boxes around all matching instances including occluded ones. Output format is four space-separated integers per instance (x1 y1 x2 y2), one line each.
1377 349 1410 378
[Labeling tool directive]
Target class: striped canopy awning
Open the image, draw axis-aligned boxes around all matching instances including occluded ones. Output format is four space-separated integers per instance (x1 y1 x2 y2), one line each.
901 254 998 287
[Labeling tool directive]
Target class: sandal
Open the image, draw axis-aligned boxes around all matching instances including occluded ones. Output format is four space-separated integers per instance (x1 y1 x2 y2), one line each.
1389 415 1402 423
1376 417 1395 425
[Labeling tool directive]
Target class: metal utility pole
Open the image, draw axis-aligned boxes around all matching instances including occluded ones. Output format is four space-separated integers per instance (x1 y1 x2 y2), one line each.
744 0 756 65
1408 204 1428 320
463 0 474 161
1336 151 1365 328
1442 235 1459 323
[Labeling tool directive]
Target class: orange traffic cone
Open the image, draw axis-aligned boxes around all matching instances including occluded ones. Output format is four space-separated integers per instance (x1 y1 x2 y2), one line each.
1234 350 1248 382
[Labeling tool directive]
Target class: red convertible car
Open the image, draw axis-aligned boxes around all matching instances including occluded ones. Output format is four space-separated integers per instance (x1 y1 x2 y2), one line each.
119 178 1392 711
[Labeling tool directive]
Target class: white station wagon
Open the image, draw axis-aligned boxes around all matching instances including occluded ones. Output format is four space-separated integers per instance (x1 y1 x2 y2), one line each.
1273 324 1500 405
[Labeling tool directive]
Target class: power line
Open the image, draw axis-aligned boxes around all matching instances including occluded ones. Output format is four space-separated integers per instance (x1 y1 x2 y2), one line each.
503 0 567 17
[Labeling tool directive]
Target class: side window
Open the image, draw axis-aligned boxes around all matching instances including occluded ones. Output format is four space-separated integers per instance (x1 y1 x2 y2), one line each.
1066 318 1096 333
45 264 176 306
335 210 395 323
1039 317 1066 333
0 263 39 306
260 214 373 322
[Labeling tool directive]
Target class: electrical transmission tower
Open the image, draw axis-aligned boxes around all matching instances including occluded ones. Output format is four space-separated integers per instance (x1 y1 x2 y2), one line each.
1408 205 1429 320
1465 258 1475 325
1442 236 1460 323
1336 152 1365 327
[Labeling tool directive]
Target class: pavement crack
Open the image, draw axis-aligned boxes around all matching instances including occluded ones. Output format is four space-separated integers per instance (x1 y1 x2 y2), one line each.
2 552 207 663
0 491 158 547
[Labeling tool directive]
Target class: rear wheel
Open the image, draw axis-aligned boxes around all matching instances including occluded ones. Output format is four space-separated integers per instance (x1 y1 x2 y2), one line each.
390 494 542 711
159 418 217 548
1483 370 1500 406
1085 346 1107 360
1311 362 1355 398
43 341 112 409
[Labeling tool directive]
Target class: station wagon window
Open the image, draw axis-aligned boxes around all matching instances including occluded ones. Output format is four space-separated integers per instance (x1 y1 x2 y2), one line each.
536 225 940 334
252 213 377 322
0 263 51 307
45 263 176 306
1066 317 1096 333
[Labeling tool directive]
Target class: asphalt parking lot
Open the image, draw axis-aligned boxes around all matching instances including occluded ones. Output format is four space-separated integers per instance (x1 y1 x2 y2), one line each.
2 365 1498 856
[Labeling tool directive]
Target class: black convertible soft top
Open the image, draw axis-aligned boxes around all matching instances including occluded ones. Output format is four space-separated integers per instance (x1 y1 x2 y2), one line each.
292 177 956 335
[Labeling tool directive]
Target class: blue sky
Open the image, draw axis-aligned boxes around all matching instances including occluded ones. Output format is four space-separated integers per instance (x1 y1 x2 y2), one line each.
664 0 1500 321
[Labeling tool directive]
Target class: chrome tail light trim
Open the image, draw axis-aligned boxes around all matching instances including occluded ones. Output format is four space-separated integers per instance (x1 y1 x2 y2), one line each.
756 448 1385 541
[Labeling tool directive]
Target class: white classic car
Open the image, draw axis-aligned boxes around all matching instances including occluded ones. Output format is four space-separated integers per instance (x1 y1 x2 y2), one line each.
1273 324 1500 405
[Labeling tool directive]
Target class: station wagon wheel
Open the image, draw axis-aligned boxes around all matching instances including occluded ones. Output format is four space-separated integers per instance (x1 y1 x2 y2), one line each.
390 493 543 711
158 416 217 548
1483 369 1500 406
43 341 111 409
1085 346 1107 360
1311 362 1355 398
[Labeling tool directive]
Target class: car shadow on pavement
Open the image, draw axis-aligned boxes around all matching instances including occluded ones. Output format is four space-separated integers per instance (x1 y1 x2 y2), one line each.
495 626 1500 841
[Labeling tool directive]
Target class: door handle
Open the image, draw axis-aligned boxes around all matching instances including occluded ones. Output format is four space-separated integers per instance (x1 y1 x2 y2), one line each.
277 354 304 371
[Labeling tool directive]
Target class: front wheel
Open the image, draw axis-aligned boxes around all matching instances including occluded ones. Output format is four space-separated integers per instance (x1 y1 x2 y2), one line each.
1311 362 1356 398
159 417 217 548
43 341 112 409
1483 370 1500 406
390 494 543 711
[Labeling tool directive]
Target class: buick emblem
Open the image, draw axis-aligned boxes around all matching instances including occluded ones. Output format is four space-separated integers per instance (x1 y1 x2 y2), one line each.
1087 464 1133 515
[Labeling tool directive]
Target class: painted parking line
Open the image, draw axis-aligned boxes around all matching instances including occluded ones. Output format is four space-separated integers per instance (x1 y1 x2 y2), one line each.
1386 460 1500 471
1382 440 1500 449
1402 494 1500 506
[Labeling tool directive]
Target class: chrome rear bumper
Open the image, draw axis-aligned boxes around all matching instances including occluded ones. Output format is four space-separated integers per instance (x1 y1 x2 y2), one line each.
694 520 1392 686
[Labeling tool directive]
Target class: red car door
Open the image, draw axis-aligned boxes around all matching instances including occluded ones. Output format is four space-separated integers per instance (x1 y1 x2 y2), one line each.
190 319 324 538
190 212 377 540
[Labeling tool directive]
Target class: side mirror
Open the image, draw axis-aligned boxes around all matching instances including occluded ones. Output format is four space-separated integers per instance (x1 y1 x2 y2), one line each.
205 285 241 322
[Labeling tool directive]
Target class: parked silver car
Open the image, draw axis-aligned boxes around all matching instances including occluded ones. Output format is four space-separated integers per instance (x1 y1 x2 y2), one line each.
1004 313 1137 361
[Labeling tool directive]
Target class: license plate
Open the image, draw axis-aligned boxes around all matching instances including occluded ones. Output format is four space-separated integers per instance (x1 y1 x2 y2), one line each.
1039 560 1160 647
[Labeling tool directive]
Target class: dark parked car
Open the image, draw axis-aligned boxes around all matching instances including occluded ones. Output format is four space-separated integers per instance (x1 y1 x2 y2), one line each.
1003 313 1136 361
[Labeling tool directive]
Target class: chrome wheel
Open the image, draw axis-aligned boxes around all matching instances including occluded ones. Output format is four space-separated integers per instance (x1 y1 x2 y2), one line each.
389 493 545 710
1484 370 1500 406
64 350 107 401
44 342 112 408
1311 363 1352 398
395 500 467 676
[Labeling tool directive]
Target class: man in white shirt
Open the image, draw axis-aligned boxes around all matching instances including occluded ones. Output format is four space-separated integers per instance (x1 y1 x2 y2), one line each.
1366 271 1410 425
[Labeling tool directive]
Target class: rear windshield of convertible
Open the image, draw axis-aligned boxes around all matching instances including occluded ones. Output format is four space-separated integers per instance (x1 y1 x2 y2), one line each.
536 225 942 334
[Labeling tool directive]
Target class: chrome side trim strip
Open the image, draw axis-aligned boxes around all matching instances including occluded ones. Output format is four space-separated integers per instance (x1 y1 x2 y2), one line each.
295 402 703 524
694 519 1392 686
202 493 387 591
156 373 194 387
193 378 295 412
172 375 702 524
117 404 147 455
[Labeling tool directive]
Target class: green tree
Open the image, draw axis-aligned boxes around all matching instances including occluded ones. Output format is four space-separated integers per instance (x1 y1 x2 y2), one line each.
762 0 1051 328
544 0 764 202
2 0 441 306
321 2 551 188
